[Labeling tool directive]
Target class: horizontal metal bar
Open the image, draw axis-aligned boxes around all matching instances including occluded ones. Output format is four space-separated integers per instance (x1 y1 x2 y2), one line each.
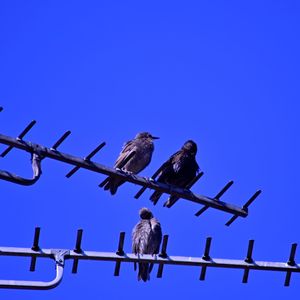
0 246 299 274
0 134 247 217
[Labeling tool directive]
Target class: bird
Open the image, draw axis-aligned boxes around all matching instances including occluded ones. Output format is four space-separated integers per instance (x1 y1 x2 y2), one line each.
132 207 162 282
149 140 199 206
102 132 159 195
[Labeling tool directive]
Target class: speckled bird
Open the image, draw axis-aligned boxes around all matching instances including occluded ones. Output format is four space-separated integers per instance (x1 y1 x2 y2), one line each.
132 208 162 282
150 140 199 206
102 132 159 195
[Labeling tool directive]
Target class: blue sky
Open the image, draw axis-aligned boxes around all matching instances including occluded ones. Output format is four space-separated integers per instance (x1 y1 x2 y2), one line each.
0 0 300 299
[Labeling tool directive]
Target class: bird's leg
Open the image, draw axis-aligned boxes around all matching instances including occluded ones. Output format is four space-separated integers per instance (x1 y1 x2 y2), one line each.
123 170 134 175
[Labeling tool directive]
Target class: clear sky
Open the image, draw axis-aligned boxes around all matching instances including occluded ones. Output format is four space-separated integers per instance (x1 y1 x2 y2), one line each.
0 0 300 299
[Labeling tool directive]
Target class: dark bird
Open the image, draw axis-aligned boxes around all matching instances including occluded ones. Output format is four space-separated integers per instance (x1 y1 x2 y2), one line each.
132 207 162 282
102 132 159 195
150 140 199 206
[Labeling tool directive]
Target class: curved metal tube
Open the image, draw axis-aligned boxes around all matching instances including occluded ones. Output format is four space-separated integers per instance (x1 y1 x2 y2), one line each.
0 153 42 186
0 260 64 290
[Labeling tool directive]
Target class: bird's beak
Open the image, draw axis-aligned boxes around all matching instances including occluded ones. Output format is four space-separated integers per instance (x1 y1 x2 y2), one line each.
151 136 160 140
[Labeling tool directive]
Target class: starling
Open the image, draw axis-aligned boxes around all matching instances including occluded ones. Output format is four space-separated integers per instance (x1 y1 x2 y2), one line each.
150 140 199 206
102 132 159 195
132 207 162 282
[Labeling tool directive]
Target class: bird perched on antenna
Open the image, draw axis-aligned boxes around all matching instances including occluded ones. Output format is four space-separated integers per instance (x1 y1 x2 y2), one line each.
101 132 159 195
132 207 162 282
150 140 200 207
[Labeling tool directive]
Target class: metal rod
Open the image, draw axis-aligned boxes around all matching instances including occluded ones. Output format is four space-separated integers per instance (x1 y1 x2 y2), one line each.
242 240 255 283
72 229 83 274
114 232 125 276
243 190 262 209
18 121 37 140
30 227 41 272
134 164 166 199
51 131 71 150
284 271 292 287
66 142 106 178
215 181 234 199
0 241 299 290
195 181 233 217
225 215 238 227
1 121 36 157
0 260 65 290
0 152 42 186
225 190 262 226
203 237 212 261
245 240 254 263
242 269 250 283
0 246 299 272
284 243 297 286
195 206 209 217
85 142 106 160
200 237 212 281
0 134 251 217
157 235 169 278
287 243 297 266
199 266 207 281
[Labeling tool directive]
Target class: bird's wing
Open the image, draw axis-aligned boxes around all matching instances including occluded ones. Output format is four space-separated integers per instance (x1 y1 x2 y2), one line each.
156 150 181 182
149 218 162 254
132 220 150 254
114 140 137 169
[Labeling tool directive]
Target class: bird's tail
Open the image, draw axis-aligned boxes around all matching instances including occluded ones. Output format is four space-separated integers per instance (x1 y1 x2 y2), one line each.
102 177 125 195
163 195 178 208
138 263 150 282
150 191 162 205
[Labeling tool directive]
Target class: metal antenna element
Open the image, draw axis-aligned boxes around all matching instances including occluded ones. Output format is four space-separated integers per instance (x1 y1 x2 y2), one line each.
0 228 298 290
30 227 41 272
72 229 83 274
0 131 260 220
242 240 255 283
157 235 169 278
195 180 234 217
200 237 212 281
285 243 297 286
67 142 106 178
225 190 261 226
114 232 125 276
51 131 71 150
134 164 167 199
1 120 36 157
